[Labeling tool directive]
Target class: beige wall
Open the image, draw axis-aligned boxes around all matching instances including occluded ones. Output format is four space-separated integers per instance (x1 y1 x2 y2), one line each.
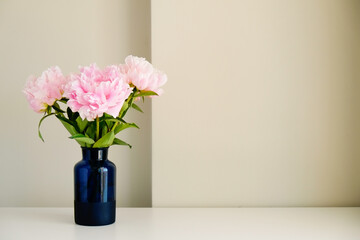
0 0 151 207
1 0 359 208
152 0 360 207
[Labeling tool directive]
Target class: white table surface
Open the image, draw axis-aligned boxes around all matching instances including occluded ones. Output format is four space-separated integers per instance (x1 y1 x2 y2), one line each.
0 207 359 240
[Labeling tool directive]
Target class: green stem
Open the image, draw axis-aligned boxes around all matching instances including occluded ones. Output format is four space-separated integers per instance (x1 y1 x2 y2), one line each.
111 122 119 132
96 117 100 141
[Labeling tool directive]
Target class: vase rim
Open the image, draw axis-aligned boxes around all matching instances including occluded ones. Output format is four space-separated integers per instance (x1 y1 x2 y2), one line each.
81 147 109 150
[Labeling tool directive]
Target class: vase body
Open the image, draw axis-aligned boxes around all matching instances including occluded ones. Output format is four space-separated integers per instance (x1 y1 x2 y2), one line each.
74 147 116 226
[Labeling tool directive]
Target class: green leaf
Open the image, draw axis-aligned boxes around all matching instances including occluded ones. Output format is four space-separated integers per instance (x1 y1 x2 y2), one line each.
85 122 96 139
119 102 128 117
104 120 112 131
134 91 158 98
55 114 85 146
59 118 79 135
84 133 92 147
52 102 65 113
55 115 80 132
114 122 139 135
99 117 114 122
114 124 122 134
103 113 114 129
93 131 115 148
101 117 125 131
107 118 126 124
112 138 132 148
66 107 73 120
99 115 123 122
69 133 85 139
59 120 78 136
59 98 68 103
46 106 52 115
119 89 138 118
131 103 144 113
76 117 88 133
101 125 108 138
116 117 127 123
69 134 95 144
67 107 79 121
72 112 79 121
38 113 55 142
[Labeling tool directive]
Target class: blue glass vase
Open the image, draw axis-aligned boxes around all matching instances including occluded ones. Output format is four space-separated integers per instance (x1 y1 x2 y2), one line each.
74 147 116 226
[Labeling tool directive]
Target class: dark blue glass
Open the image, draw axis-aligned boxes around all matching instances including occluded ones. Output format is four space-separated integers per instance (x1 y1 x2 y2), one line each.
74 147 116 226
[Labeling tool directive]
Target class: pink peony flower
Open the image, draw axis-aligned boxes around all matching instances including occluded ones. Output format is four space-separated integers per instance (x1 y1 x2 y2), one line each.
23 66 67 113
119 55 167 95
65 64 133 121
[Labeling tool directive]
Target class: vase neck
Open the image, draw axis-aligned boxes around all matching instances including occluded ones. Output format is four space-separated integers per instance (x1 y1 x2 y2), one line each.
82 147 109 162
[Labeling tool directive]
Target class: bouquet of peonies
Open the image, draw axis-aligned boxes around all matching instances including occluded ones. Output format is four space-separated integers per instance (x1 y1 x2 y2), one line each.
23 55 167 148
